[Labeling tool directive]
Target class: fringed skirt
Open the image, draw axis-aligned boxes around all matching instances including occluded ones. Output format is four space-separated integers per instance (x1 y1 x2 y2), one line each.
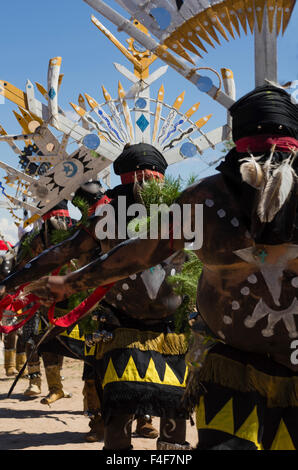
38 322 96 362
189 342 298 450
95 327 189 420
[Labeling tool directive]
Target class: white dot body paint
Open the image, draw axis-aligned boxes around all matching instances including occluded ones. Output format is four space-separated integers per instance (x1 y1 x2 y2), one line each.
217 209 226 218
247 274 258 284
232 301 240 310
231 217 239 227
240 287 250 296
223 315 232 325
244 316 255 328
262 328 274 337
205 199 214 207
217 330 225 339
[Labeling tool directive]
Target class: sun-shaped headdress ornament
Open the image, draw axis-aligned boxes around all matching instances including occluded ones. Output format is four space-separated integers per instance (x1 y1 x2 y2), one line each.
0 56 117 228
87 0 295 57
83 0 296 94
71 15 233 158
0 13 237 229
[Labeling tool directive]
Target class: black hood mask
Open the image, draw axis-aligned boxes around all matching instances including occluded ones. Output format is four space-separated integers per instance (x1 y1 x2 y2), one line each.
217 85 298 245
73 180 105 207
106 143 168 207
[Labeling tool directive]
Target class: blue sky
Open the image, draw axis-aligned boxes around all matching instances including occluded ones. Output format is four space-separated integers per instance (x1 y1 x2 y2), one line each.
0 0 297 243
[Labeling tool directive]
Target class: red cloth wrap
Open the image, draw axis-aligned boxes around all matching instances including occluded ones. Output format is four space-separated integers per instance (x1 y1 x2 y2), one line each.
0 282 115 332
0 196 115 333
42 210 70 221
236 135 298 153
0 285 40 333
88 195 112 217
47 283 115 327
0 240 12 251
120 170 164 184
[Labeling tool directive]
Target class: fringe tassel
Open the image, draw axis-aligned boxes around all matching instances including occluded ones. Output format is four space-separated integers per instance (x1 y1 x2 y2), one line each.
181 368 207 415
97 328 188 359
102 385 188 420
197 353 298 408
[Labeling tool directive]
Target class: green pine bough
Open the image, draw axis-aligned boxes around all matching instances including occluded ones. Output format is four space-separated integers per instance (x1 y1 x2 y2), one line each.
128 174 199 236
131 174 203 336
50 196 90 245
167 250 203 336
39 176 203 338
19 228 40 261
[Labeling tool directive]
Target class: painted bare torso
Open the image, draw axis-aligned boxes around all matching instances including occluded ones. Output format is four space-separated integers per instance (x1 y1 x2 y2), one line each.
1 218 187 325
194 174 298 371
9 174 298 370
104 251 187 323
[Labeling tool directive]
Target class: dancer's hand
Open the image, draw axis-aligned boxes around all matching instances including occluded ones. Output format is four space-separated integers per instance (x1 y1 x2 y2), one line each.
29 275 70 305
0 285 6 299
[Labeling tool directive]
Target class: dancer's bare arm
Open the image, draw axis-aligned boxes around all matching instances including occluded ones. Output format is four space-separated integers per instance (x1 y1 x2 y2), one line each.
33 236 186 304
29 184 203 304
1 227 99 292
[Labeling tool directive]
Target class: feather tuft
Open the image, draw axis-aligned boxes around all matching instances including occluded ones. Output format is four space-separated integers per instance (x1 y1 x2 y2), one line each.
257 157 296 223
239 154 265 189
133 179 145 205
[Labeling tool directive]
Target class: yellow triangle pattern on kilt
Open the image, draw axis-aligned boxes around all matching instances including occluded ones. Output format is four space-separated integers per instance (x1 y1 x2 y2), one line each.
196 395 297 450
270 419 295 450
38 320 96 357
102 355 188 389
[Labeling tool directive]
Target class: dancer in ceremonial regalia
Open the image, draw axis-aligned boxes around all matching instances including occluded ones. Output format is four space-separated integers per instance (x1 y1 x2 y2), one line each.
90 143 190 449
1 143 192 450
20 84 298 450
1 185 107 439
0 240 27 378
1 202 73 401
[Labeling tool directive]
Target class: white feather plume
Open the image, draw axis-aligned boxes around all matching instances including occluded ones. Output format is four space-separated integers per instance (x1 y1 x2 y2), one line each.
257 156 296 223
239 154 265 189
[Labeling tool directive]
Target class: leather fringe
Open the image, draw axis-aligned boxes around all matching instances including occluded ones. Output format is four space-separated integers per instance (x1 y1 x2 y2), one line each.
96 328 188 359
198 352 298 408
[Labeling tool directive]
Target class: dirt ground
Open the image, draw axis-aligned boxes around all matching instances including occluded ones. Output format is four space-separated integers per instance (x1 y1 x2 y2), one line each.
0 357 198 451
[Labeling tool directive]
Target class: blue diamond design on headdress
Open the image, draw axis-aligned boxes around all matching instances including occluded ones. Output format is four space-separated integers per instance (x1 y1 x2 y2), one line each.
48 87 56 100
136 114 149 133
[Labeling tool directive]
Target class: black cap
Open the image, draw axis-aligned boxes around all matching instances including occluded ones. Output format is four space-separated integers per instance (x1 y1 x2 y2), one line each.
229 85 298 141
79 180 103 195
113 143 168 176
73 180 105 205
50 199 68 212
42 199 69 221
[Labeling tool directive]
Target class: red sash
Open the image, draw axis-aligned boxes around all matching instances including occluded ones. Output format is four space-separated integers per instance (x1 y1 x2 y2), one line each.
236 135 298 153
120 169 164 184
88 195 112 217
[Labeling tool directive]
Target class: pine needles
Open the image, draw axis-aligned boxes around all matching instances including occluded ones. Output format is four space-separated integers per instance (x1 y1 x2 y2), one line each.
140 175 184 209
140 174 199 209
167 250 203 335
128 174 199 236
50 196 90 245
19 229 40 261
